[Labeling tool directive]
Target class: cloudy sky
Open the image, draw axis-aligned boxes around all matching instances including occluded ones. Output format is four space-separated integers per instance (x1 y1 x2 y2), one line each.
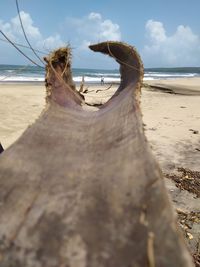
0 0 200 68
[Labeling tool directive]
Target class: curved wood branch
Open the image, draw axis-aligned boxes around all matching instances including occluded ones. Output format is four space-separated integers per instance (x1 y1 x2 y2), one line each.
0 42 193 266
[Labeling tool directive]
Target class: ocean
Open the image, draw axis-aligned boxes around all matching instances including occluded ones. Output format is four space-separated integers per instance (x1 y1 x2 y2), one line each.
0 65 200 83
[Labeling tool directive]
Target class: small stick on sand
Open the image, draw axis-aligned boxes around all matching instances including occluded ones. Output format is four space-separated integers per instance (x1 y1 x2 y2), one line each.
96 83 113 93
79 76 85 93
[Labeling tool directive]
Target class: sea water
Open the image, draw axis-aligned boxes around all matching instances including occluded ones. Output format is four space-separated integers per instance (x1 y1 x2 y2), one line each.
0 65 199 83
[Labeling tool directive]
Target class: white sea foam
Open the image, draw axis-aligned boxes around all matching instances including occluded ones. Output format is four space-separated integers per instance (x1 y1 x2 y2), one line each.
84 72 120 77
0 66 199 83
0 75 121 83
144 73 196 78
0 73 197 83
0 76 44 82
73 76 120 83
143 77 155 81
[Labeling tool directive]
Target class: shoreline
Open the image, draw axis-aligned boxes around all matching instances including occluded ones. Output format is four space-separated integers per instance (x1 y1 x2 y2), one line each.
0 76 200 92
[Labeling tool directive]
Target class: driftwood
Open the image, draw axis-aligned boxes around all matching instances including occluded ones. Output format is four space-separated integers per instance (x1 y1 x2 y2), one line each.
0 42 193 266
79 76 85 93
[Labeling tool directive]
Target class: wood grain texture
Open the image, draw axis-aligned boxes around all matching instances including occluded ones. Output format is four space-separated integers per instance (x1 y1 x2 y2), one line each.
0 42 193 266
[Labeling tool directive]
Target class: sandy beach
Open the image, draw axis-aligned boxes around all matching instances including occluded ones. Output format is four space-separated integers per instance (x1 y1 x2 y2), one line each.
1 78 200 172
143 78 200 172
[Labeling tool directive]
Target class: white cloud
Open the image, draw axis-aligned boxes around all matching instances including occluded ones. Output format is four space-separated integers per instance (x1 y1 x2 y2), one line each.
67 12 121 46
100 19 121 40
37 34 64 51
142 19 200 67
63 12 121 68
0 11 120 67
0 11 65 58
88 12 102 20
145 20 166 43
78 40 91 51
11 11 42 40
0 20 15 40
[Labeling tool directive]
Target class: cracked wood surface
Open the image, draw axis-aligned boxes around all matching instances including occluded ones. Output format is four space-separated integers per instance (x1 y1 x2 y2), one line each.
0 42 194 266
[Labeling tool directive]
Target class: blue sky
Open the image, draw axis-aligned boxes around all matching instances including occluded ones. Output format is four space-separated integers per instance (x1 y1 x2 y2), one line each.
0 0 200 68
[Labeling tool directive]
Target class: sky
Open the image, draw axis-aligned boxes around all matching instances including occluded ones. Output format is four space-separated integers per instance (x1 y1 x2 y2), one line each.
0 0 200 69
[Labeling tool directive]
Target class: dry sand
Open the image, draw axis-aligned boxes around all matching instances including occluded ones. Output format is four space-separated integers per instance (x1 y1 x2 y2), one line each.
0 78 200 257
0 83 45 148
0 78 200 171
143 78 200 172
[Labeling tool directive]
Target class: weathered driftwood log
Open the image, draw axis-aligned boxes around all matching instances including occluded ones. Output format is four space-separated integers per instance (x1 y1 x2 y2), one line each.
0 42 193 267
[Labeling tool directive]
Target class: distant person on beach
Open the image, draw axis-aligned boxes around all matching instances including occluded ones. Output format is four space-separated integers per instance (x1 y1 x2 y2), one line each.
0 143 4 154
101 76 104 85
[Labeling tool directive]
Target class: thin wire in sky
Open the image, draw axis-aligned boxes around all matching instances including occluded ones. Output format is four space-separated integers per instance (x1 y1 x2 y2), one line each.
15 0 45 66
0 29 44 68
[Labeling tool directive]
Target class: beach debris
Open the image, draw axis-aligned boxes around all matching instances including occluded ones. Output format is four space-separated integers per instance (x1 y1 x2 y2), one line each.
176 209 200 267
79 76 85 93
166 167 200 197
193 254 200 267
96 83 113 93
177 209 200 230
82 88 96 94
0 42 193 266
148 84 175 94
142 82 150 88
187 233 194 240
82 87 89 94
189 129 199 134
